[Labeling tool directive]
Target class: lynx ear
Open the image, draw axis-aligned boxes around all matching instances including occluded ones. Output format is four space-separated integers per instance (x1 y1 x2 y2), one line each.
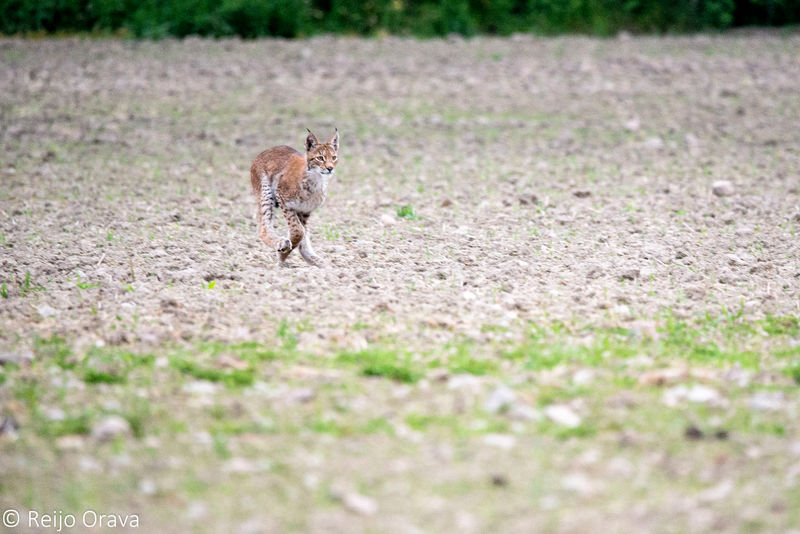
328 128 339 152
305 129 320 152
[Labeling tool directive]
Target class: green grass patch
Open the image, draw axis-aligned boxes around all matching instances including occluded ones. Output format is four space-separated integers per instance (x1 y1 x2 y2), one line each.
338 349 423 383
34 411 92 437
170 357 255 387
396 204 418 220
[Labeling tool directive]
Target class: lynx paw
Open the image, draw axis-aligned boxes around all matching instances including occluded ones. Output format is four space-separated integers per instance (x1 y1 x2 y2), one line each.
276 238 292 254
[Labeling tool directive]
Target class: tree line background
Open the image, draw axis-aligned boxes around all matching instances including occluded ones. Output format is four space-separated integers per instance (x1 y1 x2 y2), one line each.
1 0 798 38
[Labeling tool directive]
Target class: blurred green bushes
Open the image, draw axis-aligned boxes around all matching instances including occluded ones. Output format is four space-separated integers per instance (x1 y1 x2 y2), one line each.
0 0 798 37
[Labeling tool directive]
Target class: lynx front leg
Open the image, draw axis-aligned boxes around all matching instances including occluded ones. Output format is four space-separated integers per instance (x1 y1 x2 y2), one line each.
279 209 305 263
258 178 291 255
297 212 322 266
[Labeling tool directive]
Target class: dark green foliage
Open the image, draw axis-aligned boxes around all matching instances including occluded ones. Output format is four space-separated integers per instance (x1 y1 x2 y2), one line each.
1 0 798 38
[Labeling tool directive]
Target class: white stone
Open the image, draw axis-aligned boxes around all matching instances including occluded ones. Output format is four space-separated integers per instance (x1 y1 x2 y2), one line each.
712 180 735 197
342 492 377 516
482 433 516 450
484 386 515 414
91 415 131 442
544 404 581 428
36 305 58 318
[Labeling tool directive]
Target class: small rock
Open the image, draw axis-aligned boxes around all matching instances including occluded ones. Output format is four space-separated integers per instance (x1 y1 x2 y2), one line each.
623 118 640 131
509 404 541 421
379 213 396 226
663 384 720 406
447 374 482 392
91 415 131 442
440 198 453 207
573 190 591 198
749 391 784 411
183 381 218 395
544 404 581 428
342 492 378 516
36 305 58 318
484 386 516 414
697 480 733 502
56 435 85 450
0 416 19 439
289 387 315 404
684 424 704 440
687 385 719 403
638 367 687 386
482 433 516 450
139 479 157 495
712 180 735 197
643 137 664 150
223 457 256 474
561 473 596 495
572 369 594 385
621 269 640 281
490 473 508 487
518 193 538 205
0 349 34 366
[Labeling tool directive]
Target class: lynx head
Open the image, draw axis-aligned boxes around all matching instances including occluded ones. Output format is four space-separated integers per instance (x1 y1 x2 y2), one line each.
305 128 339 175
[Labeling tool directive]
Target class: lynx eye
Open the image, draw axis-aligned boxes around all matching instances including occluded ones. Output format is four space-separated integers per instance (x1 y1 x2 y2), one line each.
332 156 337 162
317 155 325 162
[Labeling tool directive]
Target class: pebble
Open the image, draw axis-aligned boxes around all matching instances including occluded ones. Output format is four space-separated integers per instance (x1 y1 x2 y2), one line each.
56 435 85 450
0 349 34 365
643 136 664 150
91 415 131 442
484 386 516 414
342 492 378 516
621 268 640 280
544 404 581 428
223 457 257 473
623 118 640 131
379 213 396 226
482 433 516 450
712 180 735 197
36 304 59 318
139 479 157 495
748 391 784 411
0 416 19 439
663 384 720 406
572 369 595 385
561 472 596 496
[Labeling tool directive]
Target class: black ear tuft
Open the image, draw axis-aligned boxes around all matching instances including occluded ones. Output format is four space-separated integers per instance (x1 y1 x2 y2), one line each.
305 130 319 152
329 129 339 152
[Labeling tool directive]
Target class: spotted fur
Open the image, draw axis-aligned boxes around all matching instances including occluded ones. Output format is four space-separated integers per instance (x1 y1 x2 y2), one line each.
250 129 339 265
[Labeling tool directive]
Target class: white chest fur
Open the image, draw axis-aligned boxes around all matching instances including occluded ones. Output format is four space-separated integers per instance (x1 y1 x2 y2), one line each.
284 168 331 213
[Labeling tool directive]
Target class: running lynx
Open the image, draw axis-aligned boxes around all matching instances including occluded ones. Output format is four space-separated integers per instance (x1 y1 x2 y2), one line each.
250 129 339 266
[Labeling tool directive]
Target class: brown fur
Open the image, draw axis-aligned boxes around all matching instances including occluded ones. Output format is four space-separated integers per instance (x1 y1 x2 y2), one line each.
250 129 339 265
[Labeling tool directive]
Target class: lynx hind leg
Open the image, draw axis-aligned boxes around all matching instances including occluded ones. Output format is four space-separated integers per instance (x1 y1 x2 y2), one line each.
278 210 305 263
297 212 322 266
257 176 290 254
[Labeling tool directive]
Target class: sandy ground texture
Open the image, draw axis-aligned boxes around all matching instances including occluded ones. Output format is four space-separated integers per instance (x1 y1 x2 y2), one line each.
0 33 799 533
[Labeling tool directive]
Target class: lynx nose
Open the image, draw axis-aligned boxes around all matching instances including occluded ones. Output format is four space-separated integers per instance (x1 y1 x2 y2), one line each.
326 166 334 172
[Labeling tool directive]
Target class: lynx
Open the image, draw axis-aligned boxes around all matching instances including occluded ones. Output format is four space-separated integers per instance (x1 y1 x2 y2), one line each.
250 129 339 266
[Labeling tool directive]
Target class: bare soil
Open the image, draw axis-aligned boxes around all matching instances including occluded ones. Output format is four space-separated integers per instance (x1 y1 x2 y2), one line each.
0 33 799 533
